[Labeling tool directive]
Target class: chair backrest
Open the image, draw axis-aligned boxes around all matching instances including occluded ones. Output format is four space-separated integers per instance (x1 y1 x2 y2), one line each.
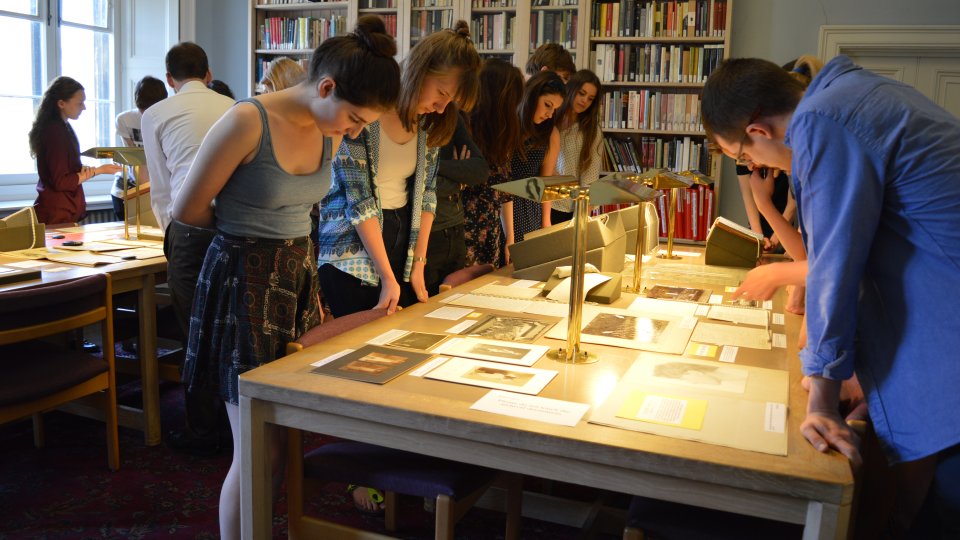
440 264 495 291
286 308 388 355
0 274 110 345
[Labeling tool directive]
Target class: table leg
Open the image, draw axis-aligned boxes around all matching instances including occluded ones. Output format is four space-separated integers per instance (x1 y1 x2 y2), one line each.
241 396 273 540
137 273 161 446
804 500 850 540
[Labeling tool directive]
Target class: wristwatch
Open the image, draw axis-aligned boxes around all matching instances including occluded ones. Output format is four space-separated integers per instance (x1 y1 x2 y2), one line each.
413 255 427 264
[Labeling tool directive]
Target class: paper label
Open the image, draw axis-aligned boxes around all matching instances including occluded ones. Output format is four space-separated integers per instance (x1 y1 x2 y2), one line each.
764 402 787 433
685 342 718 358
426 306 473 320
772 313 784 325
470 390 590 427
309 349 353 368
445 320 476 334
618 392 707 430
763 300 774 310
772 333 787 348
367 329 409 345
408 356 450 377
719 345 739 363
708 294 723 305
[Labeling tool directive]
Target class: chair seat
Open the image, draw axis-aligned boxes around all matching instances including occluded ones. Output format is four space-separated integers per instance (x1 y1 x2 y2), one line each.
0 341 108 406
304 441 495 501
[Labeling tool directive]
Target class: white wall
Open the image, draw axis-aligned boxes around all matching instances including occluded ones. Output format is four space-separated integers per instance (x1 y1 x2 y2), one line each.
717 0 960 224
193 0 249 100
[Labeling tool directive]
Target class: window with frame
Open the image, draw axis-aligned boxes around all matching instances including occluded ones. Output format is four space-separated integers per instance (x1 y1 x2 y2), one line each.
0 0 116 209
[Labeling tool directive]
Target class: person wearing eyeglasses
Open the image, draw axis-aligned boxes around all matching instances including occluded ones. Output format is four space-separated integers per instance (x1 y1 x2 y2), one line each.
702 55 960 537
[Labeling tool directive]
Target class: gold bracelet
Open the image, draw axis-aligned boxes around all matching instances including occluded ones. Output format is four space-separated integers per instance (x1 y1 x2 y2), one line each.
413 255 427 264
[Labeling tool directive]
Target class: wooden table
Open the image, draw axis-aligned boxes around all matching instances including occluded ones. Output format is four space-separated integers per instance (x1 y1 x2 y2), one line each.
239 265 854 540
0 223 167 446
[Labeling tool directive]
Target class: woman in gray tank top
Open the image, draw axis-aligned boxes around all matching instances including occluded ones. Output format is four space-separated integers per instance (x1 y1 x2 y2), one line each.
171 17 400 540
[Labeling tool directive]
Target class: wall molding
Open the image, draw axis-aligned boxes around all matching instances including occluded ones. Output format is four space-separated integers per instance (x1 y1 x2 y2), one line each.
819 25 960 60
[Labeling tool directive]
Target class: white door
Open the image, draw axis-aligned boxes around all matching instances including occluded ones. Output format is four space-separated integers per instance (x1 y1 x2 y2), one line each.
846 53 960 117
119 0 180 113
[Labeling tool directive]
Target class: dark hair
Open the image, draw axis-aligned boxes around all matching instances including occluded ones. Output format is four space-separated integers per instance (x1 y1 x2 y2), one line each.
518 70 565 150
206 79 235 99
135 76 168 111
29 76 83 158
525 43 575 77
309 15 400 112
555 69 602 174
165 42 209 81
467 58 524 169
398 20 481 147
701 58 804 145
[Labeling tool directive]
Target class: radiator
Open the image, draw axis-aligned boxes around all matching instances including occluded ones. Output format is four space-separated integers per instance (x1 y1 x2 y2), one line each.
82 208 116 225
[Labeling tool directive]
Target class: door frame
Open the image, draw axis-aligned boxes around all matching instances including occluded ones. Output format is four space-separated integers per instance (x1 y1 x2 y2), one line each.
818 25 960 59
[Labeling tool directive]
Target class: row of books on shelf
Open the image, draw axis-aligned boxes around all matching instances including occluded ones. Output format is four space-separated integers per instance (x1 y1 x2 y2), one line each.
256 0 342 4
533 0 579 6
411 10 454 39
593 184 714 242
257 15 347 51
591 42 724 83
601 135 714 176
472 0 516 7
471 13 515 51
590 0 728 38
361 0 396 7
530 10 578 52
600 89 702 131
411 0 454 6
380 14 399 37
256 57 309 83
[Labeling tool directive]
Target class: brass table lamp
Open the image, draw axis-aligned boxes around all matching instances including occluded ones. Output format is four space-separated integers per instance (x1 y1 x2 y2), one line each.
494 175 661 364
82 147 147 240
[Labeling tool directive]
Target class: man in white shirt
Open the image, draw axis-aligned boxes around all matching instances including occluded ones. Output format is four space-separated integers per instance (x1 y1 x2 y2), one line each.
141 42 234 455
112 76 167 221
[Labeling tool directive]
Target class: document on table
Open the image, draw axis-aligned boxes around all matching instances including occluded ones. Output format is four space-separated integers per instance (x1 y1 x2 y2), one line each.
471 390 590 427
545 273 612 303
425 306 473 320
691 322 771 350
447 293 532 312
706 305 769 328
627 297 700 317
471 283 544 299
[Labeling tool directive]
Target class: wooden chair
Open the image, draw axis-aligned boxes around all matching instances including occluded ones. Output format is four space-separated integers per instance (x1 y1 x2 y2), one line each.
438 263 495 293
285 309 522 540
0 274 119 471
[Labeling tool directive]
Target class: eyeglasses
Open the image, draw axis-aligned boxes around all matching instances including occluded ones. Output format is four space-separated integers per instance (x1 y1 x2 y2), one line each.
734 108 761 166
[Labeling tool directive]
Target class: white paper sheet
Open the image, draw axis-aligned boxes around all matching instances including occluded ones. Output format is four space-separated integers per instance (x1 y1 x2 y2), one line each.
545 273 612 303
470 390 590 427
309 349 353 367
425 306 473 320
707 305 769 327
447 294 532 312
510 279 539 288
522 301 570 318
367 329 409 345
691 322 771 350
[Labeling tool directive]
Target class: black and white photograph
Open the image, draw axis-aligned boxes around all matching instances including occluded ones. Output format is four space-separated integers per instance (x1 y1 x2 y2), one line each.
646 285 709 302
461 314 554 343
582 313 670 343
433 337 550 367
386 331 448 351
424 357 558 395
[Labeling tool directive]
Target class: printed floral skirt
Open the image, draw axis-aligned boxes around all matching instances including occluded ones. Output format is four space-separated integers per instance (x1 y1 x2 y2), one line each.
182 233 320 405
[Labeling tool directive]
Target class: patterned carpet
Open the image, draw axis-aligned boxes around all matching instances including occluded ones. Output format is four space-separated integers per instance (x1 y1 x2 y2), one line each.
0 376 604 539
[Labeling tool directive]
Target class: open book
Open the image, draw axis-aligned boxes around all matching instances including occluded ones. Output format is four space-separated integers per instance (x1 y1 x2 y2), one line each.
704 216 762 268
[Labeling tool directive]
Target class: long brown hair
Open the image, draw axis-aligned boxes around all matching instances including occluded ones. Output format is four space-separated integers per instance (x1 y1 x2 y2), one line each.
555 69 602 175
518 70 565 151
29 76 83 159
397 21 480 147
467 58 524 170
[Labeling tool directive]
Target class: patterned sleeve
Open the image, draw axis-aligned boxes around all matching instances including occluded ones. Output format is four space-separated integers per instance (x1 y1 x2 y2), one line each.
330 137 379 226
421 146 439 214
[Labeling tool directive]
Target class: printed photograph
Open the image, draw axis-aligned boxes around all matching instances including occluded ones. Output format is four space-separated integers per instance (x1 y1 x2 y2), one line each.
467 342 529 361
649 360 748 393
582 313 670 343
356 351 408 365
726 297 761 308
464 315 553 343
387 332 447 351
463 366 534 387
646 285 708 302
339 360 390 375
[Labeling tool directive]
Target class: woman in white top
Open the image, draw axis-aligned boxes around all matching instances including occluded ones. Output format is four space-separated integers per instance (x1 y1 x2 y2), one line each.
543 69 603 225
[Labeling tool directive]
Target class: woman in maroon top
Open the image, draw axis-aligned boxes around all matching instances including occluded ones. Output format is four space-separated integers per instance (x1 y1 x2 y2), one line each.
28 76 120 224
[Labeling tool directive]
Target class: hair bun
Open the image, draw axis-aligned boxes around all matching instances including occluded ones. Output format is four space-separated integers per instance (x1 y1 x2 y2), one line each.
353 14 397 58
453 20 470 38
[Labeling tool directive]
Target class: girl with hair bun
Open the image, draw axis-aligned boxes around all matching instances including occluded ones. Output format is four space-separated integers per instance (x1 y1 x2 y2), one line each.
316 20 481 321
172 16 400 538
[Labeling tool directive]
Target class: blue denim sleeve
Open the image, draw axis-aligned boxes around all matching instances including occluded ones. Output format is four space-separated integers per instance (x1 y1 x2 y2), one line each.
791 112 885 380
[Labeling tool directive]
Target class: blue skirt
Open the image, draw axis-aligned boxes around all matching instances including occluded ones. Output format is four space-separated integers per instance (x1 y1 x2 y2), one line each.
182 233 320 405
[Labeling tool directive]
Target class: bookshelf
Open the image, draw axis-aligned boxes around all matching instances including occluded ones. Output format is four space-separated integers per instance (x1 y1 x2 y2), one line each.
404 0 462 57
249 1 351 95
463 0 590 70
589 0 732 244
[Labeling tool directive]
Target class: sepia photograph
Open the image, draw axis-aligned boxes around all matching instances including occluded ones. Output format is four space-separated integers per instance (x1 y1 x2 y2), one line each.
310 345 432 384
387 331 447 351
433 337 550 367
467 342 529 361
462 314 554 343
646 285 709 302
649 359 748 394
463 366 534 387
582 313 670 343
